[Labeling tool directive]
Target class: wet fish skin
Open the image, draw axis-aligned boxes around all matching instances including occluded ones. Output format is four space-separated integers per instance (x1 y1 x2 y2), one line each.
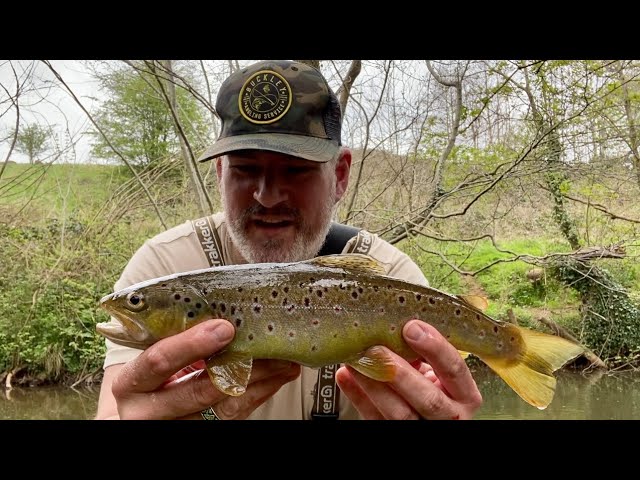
97 254 585 409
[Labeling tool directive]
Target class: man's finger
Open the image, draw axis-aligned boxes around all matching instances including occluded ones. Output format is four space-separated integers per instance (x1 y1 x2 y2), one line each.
113 319 234 396
402 320 482 406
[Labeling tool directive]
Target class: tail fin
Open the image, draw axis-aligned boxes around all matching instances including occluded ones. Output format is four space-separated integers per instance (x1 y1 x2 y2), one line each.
480 328 585 409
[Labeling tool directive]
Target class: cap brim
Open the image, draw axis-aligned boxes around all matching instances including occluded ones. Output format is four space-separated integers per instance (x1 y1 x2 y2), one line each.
197 133 339 163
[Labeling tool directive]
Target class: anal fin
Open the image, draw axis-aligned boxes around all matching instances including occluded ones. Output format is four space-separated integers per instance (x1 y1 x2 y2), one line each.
346 346 397 382
205 350 253 396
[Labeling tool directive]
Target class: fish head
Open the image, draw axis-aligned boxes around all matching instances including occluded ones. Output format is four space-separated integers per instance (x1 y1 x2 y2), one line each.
97 280 211 349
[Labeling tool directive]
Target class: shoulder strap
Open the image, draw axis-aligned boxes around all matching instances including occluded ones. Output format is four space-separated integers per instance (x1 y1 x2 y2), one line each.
312 222 373 420
191 215 225 267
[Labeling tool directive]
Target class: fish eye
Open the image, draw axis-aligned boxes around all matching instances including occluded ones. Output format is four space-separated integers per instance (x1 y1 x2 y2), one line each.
126 292 146 311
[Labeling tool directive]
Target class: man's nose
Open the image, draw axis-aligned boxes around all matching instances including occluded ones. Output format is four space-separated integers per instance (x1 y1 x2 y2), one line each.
253 173 288 207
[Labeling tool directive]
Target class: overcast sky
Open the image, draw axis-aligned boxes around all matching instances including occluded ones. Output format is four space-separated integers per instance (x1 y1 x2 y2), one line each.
0 60 103 163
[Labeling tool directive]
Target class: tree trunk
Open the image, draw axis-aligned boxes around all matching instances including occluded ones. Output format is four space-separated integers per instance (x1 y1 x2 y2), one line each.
160 60 211 217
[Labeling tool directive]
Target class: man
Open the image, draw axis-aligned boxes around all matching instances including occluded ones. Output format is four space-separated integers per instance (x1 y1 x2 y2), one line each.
95 60 483 420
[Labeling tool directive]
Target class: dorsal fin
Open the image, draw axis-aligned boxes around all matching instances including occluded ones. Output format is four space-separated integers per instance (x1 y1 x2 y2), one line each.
305 254 387 275
458 294 489 312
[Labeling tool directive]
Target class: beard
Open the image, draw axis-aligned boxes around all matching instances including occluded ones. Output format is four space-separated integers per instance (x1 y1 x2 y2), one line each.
223 185 336 264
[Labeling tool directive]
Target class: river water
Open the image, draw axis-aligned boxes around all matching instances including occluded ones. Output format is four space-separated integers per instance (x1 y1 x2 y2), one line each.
1 367 639 420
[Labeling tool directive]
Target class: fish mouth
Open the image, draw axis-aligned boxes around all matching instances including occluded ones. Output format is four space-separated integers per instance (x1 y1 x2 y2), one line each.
97 297 153 349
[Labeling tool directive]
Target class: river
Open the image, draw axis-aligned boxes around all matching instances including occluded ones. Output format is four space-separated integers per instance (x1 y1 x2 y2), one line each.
1 367 639 420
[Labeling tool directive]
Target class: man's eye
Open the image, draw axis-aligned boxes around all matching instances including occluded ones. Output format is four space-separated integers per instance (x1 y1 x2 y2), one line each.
232 165 260 174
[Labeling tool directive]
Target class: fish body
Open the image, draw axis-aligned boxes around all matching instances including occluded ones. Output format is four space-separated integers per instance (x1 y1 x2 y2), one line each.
98 254 584 409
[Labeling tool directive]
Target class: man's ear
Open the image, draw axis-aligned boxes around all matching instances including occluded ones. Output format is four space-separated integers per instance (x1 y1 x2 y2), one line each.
216 157 223 182
334 147 351 201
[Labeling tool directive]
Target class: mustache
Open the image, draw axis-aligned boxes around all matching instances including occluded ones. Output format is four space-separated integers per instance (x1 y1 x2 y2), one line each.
243 204 300 221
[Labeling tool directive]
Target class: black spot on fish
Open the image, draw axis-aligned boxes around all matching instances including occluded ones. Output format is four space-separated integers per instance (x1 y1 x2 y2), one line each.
334 305 343 312
231 305 236 315
333 333 338 338
284 287 289 293
510 336 515 342
267 323 274 332
304 298 310 307
373 285 379 292
415 293 422 301
317 290 323 297
387 284 393 289
429 297 436 305
339 283 346 290
358 287 363 294
353 321 359 327
309 277 315 283
237 287 243 292
254 305 261 313
195 303 202 309
282 298 288 305
497 342 503 350
248 333 254 341
235 319 242 328
287 304 295 312
399 296 405 304
161 283 167 287
211 302 217 309
187 311 195 318
202 288 208 295
272 290 278 298
220 303 226 313
493 326 499 334
324 287 328 292
184 297 191 303
288 331 295 338
253 297 258 303
174 294 181 300
352 291 358 299
476 314 481 321
455 309 461 316
390 325 397 332
379 307 385 313
311 345 317 352
312 319 319 326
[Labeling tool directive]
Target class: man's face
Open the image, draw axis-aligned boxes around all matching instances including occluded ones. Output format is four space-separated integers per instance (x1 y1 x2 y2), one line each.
217 149 351 263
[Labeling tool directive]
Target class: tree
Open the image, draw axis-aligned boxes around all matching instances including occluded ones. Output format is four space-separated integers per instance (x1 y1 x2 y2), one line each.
16 124 52 164
89 65 209 167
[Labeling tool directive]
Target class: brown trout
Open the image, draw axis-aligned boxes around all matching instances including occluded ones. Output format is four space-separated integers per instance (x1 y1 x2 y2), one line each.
97 253 584 409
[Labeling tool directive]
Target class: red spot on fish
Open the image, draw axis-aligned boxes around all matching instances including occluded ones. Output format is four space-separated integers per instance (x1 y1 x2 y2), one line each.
451 414 460 420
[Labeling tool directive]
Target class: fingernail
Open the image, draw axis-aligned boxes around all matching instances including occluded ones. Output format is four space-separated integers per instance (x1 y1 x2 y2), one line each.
211 322 234 342
405 322 427 341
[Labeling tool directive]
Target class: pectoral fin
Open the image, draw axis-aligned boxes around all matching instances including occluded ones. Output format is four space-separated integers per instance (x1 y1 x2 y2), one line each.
205 351 253 396
346 346 397 382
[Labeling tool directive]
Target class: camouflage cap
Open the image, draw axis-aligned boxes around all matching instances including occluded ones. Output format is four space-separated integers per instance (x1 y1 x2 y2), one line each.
198 60 342 163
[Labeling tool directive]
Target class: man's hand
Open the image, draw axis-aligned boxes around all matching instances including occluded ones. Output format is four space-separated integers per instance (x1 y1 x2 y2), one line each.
335 319 483 420
102 319 300 420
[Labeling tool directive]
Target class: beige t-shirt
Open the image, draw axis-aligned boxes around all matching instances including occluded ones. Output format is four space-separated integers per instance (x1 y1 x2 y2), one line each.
103 212 428 420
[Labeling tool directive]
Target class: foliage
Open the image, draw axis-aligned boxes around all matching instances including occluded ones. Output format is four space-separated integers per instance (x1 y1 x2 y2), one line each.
89 65 210 167
550 258 640 366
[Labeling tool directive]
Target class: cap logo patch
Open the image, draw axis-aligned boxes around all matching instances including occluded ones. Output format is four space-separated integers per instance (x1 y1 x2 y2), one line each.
238 70 292 124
